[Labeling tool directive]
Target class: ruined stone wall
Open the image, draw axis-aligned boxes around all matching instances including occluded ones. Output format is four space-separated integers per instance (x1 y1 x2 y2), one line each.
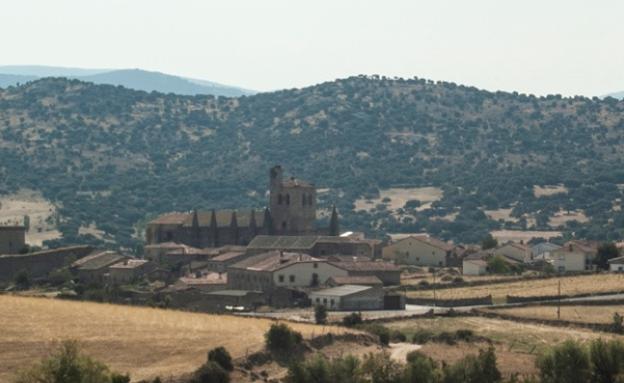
0 227 26 255
0 246 94 282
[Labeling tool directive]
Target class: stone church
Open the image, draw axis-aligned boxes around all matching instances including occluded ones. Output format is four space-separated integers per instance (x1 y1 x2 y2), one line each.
145 166 339 247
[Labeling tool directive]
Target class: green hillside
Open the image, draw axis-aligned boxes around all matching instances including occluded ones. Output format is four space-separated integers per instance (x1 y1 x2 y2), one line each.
1 76 623 249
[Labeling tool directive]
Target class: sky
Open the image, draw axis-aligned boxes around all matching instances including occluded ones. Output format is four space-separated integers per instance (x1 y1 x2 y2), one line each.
2 0 623 96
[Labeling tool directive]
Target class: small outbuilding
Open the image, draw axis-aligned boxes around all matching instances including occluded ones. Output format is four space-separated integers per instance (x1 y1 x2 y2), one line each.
462 259 488 276
309 284 384 311
608 256 624 272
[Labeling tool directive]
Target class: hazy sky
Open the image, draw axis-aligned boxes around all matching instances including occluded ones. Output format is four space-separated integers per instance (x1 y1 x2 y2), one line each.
2 0 623 96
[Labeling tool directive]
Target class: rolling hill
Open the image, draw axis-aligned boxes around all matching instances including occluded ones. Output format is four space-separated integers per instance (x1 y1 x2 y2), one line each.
606 91 624 100
0 76 623 248
0 65 254 97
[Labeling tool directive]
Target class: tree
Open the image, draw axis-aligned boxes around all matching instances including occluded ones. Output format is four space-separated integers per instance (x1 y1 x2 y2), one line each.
192 361 229 383
265 323 303 354
343 312 363 327
15 340 125 383
595 243 620 270
14 270 30 290
207 346 233 372
481 235 498 250
537 340 591 383
611 312 624 334
404 351 438 383
314 305 328 325
589 339 624 383
486 256 510 274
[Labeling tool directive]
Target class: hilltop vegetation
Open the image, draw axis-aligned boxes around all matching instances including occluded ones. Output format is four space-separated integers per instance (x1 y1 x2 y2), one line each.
1 76 624 248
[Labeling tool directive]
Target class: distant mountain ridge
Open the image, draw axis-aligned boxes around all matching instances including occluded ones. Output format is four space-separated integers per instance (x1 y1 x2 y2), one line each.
606 91 624 100
0 65 255 97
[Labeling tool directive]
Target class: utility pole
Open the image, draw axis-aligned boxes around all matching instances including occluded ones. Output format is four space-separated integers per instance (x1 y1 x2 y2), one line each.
433 269 437 312
557 278 561 320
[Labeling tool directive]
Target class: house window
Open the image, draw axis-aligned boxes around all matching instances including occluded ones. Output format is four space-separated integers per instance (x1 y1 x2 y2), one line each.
302 194 306 206
282 221 287 230
286 194 290 205
316 298 320 303
313 262 318 268
289 275 295 283
330 299 335 307
323 298 327 304
278 275 284 283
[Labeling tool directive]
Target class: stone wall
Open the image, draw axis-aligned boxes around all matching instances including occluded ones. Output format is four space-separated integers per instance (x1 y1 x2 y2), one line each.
0 226 26 255
0 245 94 282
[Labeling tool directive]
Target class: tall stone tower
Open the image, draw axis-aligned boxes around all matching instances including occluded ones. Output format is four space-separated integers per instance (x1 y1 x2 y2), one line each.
269 165 316 235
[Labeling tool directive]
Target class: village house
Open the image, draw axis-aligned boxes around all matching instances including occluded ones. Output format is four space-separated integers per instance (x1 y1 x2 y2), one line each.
493 242 533 263
71 251 128 284
381 235 454 267
227 251 347 291
205 249 249 273
329 261 401 286
108 259 153 284
309 284 385 311
549 240 599 272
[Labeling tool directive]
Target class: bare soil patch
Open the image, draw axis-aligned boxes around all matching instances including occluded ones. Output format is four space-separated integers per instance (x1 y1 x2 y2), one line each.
548 209 589 228
354 187 443 212
490 230 561 243
534 184 568 197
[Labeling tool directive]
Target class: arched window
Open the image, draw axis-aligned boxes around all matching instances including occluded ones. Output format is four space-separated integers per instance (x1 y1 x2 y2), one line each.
278 194 283 205
286 194 290 205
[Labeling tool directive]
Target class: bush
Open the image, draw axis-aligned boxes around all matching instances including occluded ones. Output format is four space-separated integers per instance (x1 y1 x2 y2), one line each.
589 339 624 383
611 312 624 334
443 346 501 383
405 351 438 383
192 361 229 383
342 312 363 327
286 354 364 383
14 270 30 290
537 340 590 383
314 305 328 325
15 340 127 383
265 323 303 354
207 346 233 372
356 323 391 346
412 329 434 344
390 330 406 342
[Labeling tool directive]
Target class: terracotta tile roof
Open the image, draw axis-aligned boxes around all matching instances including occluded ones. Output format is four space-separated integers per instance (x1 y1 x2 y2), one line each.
230 251 321 272
210 251 246 262
247 235 319 250
109 259 150 269
330 261 401 272
72 251 126 271
148 213 188 225
392 235 454 252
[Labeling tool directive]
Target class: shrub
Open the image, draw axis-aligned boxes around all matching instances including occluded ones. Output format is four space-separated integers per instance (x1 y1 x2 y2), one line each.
412 329 434 344
286 354 364 383
357 324 391 346
207 346 233 372
390 330 406 342
314 305 328 325
537 340 590 383
443 346 501 383
192 361 229 383
405 351 438 383
455 329 475 342
342 312 363 327
14 270 30 290
265 323 303 354
611 312 624 334
589 339 624 383
15 340 127 383
452 276 464 284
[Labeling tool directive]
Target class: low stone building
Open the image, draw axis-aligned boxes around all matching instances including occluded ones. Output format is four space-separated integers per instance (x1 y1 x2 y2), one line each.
0 225 26 255
462 259 488 276
71 251 128 284
329 261 401 286
309 285 385 311
608 256 624 272
109 259 153 284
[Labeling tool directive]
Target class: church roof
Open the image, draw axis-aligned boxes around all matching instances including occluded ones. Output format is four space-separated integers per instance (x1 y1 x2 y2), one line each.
150 209 265 228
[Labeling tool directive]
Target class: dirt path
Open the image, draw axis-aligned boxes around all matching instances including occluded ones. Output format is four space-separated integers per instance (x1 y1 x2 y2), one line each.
388 342 422 362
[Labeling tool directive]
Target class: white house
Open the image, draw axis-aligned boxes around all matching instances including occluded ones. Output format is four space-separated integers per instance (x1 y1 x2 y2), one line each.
462 259 488 276
493 242 532 263
382 235 454 267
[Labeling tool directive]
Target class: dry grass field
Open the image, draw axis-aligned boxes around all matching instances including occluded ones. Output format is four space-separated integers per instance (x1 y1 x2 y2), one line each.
354 187 443 212
407 274 624 302
490 229 562 243
385 315 617 376
0 295 348 382
0 189 61 246
485 305 624 324
534 184 568 197
548 209 589 228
